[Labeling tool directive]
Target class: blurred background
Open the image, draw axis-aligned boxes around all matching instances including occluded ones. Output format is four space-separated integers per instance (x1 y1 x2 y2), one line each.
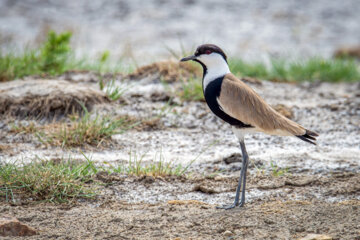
1 0 360 63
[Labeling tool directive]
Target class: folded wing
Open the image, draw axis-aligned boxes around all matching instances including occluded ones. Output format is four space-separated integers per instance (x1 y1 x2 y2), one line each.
217 73 307 137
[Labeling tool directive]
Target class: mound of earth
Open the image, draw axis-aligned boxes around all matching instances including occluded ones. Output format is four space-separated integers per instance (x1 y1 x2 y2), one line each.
0 79 109 119
334 45 360 59
128 61 201 82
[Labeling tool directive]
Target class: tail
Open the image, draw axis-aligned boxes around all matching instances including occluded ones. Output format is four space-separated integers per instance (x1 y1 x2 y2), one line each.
296 129 319 145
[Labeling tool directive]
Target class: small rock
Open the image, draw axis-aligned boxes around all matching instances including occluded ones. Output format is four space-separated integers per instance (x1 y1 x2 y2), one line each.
0 216 37 237
150 92 171 102
297 234 332 240
192 185 219 194
223 153 242 164
96 171 125 183
295 227 306 232
264 218 275 224
139 175 155 184
222 230 233 237
109 218 123 223
329 104 339 111
285 177 315 187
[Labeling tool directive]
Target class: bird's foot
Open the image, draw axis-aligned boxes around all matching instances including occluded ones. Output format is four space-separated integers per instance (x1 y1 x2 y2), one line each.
216 203 237 210
216 201 244 210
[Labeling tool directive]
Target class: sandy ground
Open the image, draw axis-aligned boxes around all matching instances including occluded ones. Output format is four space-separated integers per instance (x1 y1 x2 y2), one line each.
0 69 359 239
2 70 359 172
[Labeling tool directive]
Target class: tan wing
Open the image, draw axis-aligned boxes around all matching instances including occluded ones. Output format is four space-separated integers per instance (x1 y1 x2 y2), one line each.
218 73 306 136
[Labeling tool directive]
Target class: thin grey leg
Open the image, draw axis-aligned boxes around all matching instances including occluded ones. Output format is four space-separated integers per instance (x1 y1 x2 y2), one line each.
217 139 249 210
238 140 249 207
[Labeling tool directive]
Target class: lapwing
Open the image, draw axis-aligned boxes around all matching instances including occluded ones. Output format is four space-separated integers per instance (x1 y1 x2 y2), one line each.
181 44 318 209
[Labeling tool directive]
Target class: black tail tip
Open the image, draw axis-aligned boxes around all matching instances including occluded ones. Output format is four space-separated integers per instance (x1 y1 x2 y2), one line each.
297 130 319 145
306 129 319 137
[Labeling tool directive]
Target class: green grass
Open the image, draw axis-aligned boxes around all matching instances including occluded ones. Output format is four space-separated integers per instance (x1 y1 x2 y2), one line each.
100 79 130 101
174 56 359 102
73 51 134 74
178 77 204 102
0 31 133 82
253 161 289 177
270 161 289 177
0 157 97 203
0 31 72 81
2 30 359 84
104 140 216 178
0 151 195 203
107 150 190 177
229 57 360 82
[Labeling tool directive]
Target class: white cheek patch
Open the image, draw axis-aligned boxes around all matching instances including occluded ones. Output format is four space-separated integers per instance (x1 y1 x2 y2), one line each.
200 53 230 90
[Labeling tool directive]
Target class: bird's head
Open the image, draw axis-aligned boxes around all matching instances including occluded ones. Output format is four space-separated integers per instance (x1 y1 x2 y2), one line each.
180 44 228 68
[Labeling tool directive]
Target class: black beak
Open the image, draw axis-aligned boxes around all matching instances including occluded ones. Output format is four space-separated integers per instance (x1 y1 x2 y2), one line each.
180 55 197 62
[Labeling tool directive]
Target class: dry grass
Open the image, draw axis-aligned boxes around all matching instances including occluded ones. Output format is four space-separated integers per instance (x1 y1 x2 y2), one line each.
36 111 137 148
7 113 163 148
9 122 38 134
0 144 12 153
128 61 201 83
122 115 164 131
0 79 109 120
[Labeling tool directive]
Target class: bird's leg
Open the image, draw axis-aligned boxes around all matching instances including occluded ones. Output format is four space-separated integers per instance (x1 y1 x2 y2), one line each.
217 139 249 210
238 140 249 207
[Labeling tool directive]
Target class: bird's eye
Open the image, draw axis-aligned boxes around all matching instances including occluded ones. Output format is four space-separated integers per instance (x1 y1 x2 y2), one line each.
205 50 212 55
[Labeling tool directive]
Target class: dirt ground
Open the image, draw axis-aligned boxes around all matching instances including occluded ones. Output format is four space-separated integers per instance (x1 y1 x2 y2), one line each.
0 69 360 239
1 173 360 239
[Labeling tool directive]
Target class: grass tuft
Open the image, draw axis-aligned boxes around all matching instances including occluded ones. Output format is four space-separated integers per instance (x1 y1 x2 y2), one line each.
37 105 138 148
107 151 186 177
103 79 129 101
40 31 72 74
0 157 96 203
10 122 38 134
0 147 202 203
270 161 289 177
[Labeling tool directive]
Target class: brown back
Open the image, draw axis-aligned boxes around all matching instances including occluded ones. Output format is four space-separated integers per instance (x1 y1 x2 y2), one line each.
218 73 306 136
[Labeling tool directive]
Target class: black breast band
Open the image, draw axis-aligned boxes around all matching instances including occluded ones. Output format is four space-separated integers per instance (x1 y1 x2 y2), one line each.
203 76 253 128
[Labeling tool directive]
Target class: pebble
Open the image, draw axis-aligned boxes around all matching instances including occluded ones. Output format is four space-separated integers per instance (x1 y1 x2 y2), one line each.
222 230 233 237
0 216 37 237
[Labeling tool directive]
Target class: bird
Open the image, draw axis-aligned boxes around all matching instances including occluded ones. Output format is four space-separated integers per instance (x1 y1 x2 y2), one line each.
180 44 318 210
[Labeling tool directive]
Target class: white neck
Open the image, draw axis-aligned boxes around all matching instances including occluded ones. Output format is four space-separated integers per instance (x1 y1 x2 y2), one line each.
197 53 230 89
